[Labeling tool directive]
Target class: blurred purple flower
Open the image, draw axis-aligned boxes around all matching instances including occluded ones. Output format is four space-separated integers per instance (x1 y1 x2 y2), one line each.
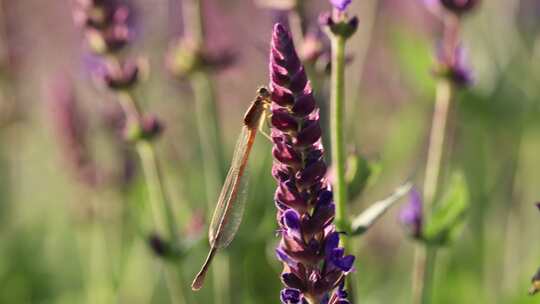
399 187 423 238
102 59 141 90
434 45 474 87
73 0 134 54
330 0 352 12
270 23 354 303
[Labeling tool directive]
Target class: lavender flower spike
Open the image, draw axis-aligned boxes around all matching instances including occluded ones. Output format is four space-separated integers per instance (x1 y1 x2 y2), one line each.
270 23 355 304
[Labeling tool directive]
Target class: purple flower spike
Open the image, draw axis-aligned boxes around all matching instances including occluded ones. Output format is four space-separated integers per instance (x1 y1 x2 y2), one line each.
399 187 424 239
330 0 352 12
281 288 307 304
331 282 351 304
269 23 355 303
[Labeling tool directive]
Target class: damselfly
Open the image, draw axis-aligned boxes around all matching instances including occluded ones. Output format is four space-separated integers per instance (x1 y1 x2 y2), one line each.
191 88 271 291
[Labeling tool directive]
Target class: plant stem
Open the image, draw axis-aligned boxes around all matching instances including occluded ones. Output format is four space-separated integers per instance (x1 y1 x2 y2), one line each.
183 0 205 48
191 54 230 304
288 0 306 47
182 1 229 302
136 140 179 241
191 71 226 198
423 80 452 211
330 34 353 291
412 79 454 304
116 91 186 304
331 35 349 241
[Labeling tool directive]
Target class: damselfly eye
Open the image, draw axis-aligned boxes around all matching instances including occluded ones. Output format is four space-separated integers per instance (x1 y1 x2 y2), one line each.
257 87 270 99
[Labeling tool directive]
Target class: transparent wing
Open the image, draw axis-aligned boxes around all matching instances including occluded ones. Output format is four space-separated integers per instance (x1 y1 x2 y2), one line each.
208 126 254 249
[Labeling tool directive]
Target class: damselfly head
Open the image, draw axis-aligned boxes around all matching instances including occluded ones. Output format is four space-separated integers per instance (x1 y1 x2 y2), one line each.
244 88 270 128
257 86 270 100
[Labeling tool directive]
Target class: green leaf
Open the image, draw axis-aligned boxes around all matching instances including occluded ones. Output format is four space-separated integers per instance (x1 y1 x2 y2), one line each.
423 172 470 246
351 182 413 236
346 153 381 202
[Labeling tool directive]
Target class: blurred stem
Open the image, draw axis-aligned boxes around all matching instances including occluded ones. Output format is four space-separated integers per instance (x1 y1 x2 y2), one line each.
116 92 179 240
136 140 179 241
116 91 186 304
191 72 226 197
183 1 229 303
191 61 230 304
289 0 306 47
412 12 461 304
183 0 205 48
330 34 353 292
412 79 454 304
423 80 452 211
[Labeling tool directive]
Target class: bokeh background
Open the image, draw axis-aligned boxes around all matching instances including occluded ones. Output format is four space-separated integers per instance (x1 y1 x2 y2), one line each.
0 0 539 303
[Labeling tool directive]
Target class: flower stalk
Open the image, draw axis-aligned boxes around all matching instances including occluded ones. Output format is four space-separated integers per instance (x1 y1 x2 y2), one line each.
411 79 453 304
411 1 477 303
321 5 358 296
329 34 348 236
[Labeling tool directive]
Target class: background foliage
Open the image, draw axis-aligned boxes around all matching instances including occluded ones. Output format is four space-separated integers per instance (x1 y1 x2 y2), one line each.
0 0 539 303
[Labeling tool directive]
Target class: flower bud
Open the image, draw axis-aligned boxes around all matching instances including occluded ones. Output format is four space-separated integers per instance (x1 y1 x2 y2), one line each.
141 114 164 141
320 12 358 40
103 59 140 90
440 0 479 15
399 187 424 239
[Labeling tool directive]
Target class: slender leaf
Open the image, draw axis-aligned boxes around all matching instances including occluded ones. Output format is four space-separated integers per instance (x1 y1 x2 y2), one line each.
351 182 413 236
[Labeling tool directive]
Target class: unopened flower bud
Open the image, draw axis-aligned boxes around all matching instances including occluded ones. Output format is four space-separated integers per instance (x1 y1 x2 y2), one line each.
141 114 164 141
440 0 479 15
320 12 358 40
103 59 140 90
399 187 423 239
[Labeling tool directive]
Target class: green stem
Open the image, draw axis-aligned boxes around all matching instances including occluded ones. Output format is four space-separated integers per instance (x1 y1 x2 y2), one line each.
191 72 226 197
288 0 306 47
137 134 187 304
116 91 186 304
330 34 353 291
182 1 229 303
191 64 230 304
330 35 348 234
136 140 179 241
412 79 454 304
